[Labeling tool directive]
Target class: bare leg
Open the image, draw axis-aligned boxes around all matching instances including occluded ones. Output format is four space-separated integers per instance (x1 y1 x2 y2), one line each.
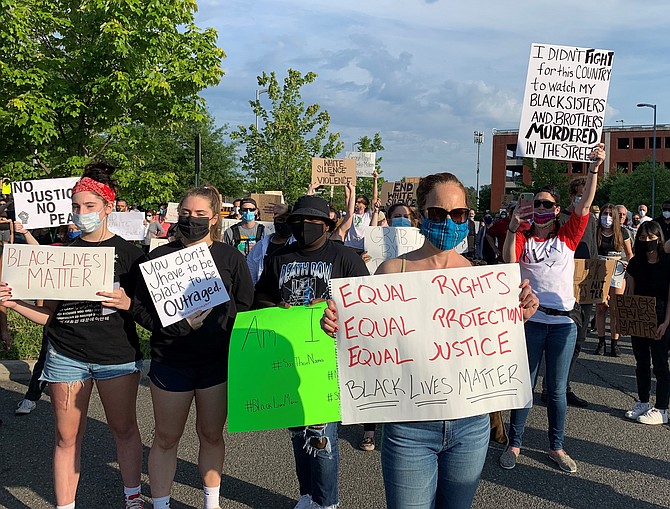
194 382 228 488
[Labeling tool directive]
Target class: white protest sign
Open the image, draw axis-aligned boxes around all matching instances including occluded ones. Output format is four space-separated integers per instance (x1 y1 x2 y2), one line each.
2 244 114 300
346 151 376 177
518 43 614 162
139 243 230 327
12 177 79 229
330 264 531 425
149 238 169 252
107 211 145 241
165 202 179 223
363 226 424 273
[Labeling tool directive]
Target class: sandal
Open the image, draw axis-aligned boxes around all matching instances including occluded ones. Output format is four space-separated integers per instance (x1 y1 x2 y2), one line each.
359 436 375 452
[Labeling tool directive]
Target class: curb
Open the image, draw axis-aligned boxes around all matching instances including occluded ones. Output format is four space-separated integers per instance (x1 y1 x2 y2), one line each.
0 359 151 383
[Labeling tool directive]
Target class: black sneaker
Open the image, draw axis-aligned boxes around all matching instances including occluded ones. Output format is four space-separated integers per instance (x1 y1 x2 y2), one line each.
567 391 589 408
540 391 547 404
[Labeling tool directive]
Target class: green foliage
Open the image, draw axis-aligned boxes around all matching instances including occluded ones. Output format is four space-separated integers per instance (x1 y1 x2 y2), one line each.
0 0 225 175
231 69 344 203
522 158 570 208
477 184 492 215
354 133 384 201
609 161 669 214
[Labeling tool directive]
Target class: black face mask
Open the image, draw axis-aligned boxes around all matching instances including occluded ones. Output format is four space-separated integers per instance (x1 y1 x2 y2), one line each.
274 222 293 238
177 215 211 242
636 239 659 253
289 221 325 247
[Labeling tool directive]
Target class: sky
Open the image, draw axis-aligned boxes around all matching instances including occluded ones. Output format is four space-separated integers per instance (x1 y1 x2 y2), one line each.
193 0 670 190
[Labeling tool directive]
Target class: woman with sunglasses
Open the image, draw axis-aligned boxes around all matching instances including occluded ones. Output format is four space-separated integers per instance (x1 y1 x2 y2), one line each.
321 172 539 509
500 143 605 474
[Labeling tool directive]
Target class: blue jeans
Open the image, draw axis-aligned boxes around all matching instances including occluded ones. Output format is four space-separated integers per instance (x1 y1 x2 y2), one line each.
509 320 576 451
381 414 490 509
289 423 339 507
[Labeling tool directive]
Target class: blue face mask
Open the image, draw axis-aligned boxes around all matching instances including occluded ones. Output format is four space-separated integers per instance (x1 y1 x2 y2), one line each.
72 210 103 233
67 230 81 240
391 217 412 227
420 216 469 251
241 210 256 222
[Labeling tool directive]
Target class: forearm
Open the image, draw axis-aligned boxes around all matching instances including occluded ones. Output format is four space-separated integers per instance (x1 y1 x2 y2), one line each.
8 301 52 326
502 230 517 263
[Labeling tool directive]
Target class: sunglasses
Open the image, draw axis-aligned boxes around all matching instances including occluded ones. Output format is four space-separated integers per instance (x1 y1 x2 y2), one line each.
534 200 556 209
241 207 257 212
424 207 470 224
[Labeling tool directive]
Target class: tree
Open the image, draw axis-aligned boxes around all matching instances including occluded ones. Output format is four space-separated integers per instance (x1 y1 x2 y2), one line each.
609 161 669 215
353 133 384 201
231 69 344 203
522 158 570 208
477 184 492 215
0 0 225 176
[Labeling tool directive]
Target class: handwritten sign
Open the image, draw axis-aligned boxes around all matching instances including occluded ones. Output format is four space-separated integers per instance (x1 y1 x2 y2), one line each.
518 43 614 162
228 303 340 432
345 151 376 177
250 193 281 221
363 226 425 273
165 202 179 223
107 211 145 241
11 177 79 229
330 264 531 425
1 244 114 300
311 158 356 186
598 255 626 289
139 243 230 327
149 238 169 252
380 181 418 208
573 258 616 304
615 295 657 339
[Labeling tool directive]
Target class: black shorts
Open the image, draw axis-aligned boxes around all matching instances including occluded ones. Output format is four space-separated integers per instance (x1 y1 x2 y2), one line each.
148 360 227 392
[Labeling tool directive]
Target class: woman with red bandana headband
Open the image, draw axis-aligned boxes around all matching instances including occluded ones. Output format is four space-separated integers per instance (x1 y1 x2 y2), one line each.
0 161 146 509
500 143 606 475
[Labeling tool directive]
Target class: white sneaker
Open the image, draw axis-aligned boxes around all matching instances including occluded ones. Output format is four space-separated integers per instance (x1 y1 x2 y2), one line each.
15 399 36 415
625 401 650 420
294 495 312 509
637 407 668 425
309 502 337 509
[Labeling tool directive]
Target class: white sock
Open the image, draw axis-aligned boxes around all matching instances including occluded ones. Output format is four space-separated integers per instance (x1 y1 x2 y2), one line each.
152 495 170 509
124 485 141 498
203 484 220 509
56 503 75 509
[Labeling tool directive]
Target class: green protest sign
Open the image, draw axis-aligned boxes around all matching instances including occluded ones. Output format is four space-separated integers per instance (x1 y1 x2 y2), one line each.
228 303 341 432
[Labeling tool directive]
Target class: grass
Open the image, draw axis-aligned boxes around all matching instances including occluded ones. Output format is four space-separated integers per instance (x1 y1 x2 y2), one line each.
0 311 152 360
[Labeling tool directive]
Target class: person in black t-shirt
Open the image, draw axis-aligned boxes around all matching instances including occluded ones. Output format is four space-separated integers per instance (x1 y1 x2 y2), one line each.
133 185 254 509
624 220 670 425
0 162 146 509
255 195 369 509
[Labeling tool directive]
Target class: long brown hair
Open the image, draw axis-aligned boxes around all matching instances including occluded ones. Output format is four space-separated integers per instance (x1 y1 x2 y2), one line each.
179 184 223 242
416 173 468 212
597 203 624 252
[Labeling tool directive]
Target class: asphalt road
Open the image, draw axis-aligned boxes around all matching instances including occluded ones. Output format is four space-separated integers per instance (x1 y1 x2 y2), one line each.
1 334 669 509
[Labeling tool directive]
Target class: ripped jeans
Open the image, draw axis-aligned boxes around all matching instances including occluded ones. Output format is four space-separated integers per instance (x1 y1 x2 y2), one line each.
289 423 339 507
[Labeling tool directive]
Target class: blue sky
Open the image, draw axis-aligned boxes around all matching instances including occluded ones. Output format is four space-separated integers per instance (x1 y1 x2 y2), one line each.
194 0 670 189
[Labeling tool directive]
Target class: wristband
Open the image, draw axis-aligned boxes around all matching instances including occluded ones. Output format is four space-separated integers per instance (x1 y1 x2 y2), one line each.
508 226 518 234
589 170 598 174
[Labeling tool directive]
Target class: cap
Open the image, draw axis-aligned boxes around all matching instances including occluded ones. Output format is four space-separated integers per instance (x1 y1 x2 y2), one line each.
287 195 336 231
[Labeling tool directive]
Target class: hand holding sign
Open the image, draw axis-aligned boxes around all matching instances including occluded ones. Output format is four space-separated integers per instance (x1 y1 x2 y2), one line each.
97 286 132 311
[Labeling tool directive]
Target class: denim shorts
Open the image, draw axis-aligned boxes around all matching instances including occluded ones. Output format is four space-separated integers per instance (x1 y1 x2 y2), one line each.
148 360 227 392
39 343 143 383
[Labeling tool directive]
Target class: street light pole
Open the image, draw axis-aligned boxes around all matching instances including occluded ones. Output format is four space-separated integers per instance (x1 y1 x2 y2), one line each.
473 131 484 210
637 103 657 216
255 88 269 131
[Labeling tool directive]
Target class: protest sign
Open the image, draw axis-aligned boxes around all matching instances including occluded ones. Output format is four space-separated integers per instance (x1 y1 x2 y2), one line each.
12 177 79 229
165 202 179 223
311 158 356 186
1 179 10 195
517 43 614 162
250 193 282 220
2 244 114 300
598 255 626 289
228 303 341 432
345 151 376 177
107 211 145 241
330 264 531 425
615 295 657 339
139 243 230 327
380 181 418 208
363 226 425 273
149 238 169 252
573 258 616 304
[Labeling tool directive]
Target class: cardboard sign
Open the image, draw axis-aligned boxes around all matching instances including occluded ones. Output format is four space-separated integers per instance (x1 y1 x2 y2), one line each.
517 43 614 162
139 243 230 327
363 226 425 273
165 202 179 223
345 151 376 177
380 181 418 208
227 303 341 432
2 244 114 300
250 193 282 221
12 177 79 229
311 158 356 186
573 258 616 304
615 295 657 339
330 264 532 425
107 211 145 241
149 238 169 252
598 255 626 288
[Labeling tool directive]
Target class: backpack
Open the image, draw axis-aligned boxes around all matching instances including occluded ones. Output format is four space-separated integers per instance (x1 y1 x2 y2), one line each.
231 222 265 246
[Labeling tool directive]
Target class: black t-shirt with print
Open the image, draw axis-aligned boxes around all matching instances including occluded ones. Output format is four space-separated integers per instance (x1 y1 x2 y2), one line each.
46 235 145 365
626 252 670 301
256 240 370 306
598 227 630 258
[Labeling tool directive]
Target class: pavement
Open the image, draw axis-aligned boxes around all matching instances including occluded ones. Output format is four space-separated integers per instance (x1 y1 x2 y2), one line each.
1 333 669 509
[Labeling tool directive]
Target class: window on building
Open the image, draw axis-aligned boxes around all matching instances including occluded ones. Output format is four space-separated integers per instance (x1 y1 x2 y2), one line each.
506 144 517 159
649 137 661 149
633 137 645 149
616 162 630 173
617 137 630 150
632 162 642 171
571 162 584 173
666 138 670 149
665 162 670 170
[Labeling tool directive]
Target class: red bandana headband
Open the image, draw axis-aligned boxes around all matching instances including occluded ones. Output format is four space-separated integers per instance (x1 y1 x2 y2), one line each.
71 177 116 203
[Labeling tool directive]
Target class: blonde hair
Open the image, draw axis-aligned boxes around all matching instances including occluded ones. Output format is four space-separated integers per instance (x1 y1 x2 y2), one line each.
179 184 223 242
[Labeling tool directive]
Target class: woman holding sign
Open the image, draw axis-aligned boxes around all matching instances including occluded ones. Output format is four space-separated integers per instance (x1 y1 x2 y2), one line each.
321 172 539 509
0 162 146 509
500 143 605 474
133 185 254 509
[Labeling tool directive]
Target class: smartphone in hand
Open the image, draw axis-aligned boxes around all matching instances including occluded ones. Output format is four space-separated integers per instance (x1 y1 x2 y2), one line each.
517 192 534 221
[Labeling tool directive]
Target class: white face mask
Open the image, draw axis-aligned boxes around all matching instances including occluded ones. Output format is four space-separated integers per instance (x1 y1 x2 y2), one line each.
663 211 670 220
639 209 646 217
600 215 613 228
